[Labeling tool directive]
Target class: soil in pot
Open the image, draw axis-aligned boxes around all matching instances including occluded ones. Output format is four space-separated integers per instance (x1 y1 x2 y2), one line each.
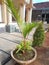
13 50 35 61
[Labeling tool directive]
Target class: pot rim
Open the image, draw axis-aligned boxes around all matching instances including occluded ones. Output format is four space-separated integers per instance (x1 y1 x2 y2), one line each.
11 47 37 64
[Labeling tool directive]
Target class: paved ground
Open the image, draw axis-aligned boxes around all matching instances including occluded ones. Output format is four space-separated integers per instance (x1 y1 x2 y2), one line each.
44 32 49 47
0 32 49 65
29 47 49 65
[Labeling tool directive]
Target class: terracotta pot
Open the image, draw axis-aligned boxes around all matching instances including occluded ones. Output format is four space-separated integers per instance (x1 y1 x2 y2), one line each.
11 47 37 65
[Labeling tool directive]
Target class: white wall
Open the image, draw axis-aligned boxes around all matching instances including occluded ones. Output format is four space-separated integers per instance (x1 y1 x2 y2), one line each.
25 0 30 4
0 5 2 22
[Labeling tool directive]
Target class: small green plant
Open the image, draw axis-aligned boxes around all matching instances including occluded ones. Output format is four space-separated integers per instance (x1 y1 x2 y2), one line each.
5 0 38 55
32 22 45 47
16 41 32 54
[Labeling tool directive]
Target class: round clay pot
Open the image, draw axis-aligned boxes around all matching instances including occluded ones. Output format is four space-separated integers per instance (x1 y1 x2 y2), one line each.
11 47 37 65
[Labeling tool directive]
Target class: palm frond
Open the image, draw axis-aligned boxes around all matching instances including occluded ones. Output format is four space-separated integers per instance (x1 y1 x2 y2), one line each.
4 0 38 39
21 22 38 38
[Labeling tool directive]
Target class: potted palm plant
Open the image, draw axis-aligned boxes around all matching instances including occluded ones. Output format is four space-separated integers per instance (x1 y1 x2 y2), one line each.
4 0 38 65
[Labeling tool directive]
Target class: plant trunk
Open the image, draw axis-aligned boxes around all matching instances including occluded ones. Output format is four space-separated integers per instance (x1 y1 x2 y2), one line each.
24 38 26 47
23 38 26 54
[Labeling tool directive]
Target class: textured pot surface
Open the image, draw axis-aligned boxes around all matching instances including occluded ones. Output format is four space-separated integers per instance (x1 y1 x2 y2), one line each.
11 47 37 65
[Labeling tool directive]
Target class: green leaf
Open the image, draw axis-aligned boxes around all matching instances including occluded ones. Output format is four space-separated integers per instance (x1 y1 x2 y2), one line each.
21 22 38 38
32 22 45 47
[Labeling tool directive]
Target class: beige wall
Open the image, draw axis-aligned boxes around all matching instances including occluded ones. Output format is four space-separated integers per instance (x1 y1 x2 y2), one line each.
1 0 7 24
0 0 33 24
13 0 33 22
